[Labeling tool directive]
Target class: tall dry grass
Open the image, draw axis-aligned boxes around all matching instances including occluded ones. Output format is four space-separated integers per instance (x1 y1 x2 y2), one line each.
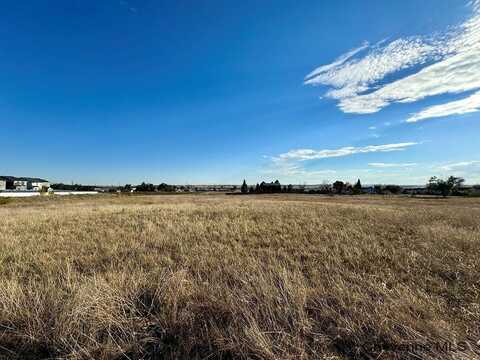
0 194 479 359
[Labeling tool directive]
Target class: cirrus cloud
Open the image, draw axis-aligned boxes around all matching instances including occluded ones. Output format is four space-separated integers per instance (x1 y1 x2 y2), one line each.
368 162 417 168
275 142 418 162
266 142 419 181
305 2 480 119
438 160 480 171
407 90 480 122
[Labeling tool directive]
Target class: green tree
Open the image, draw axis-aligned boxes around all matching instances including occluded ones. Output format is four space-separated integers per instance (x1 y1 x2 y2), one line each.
447 176 465 194
157 183 174 192
427 176 464 197
353 179 362 195
333 181 345 194
273 180 281 193
241 179 248 194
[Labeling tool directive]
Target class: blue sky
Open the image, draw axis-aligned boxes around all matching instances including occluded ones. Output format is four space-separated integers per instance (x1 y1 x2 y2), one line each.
1 0 479 185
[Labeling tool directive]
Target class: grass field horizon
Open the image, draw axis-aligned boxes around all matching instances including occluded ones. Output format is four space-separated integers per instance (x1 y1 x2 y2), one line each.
1 194 479 359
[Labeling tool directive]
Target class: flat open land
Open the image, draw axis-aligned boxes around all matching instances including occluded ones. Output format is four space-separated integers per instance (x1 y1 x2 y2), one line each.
0 194 479 359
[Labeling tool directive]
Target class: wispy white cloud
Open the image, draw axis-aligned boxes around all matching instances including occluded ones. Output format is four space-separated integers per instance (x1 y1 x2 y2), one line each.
407 90 480 122
438 160 480 171
274 142 418 162
262 157 480 185
469 0 480 12
305 2 480 119
265 142 418 181
368 126 377 130
368 162 417 168
305 42 369 81
434 160 480 183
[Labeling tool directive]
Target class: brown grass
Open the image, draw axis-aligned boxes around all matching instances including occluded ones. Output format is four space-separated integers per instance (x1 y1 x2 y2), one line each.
0 198 10 206
0 194 479 359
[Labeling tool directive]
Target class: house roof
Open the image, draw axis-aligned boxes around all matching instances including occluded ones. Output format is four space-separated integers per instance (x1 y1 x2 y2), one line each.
0 176 48 182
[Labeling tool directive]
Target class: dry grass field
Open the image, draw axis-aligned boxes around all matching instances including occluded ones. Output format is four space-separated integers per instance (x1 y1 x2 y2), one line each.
0 194 479 359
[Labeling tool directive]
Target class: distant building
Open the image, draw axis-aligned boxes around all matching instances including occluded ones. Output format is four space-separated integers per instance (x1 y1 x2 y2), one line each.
31 180 50 191
0 176 15 190
0 176 50 191
13 180 31 191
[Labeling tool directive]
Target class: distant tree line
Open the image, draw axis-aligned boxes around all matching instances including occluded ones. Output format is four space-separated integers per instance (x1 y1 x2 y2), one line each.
240 179 367 195
53 176 479 197
239 176 479 197
132 182 177 192
51 183 96 191
53 182 179 193
241 180 283 194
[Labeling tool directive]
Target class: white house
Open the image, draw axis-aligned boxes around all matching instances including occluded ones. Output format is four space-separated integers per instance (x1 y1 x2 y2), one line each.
13 180 30 191
2 177 51 191
32 180 50 191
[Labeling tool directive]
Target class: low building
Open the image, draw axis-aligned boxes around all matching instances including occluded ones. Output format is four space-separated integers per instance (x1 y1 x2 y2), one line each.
31 180 50 191
13 180 31 191
0 176 15 190
0 176 50 191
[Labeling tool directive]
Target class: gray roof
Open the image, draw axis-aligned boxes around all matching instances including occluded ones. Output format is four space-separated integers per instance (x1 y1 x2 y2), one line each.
0 176 48 182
